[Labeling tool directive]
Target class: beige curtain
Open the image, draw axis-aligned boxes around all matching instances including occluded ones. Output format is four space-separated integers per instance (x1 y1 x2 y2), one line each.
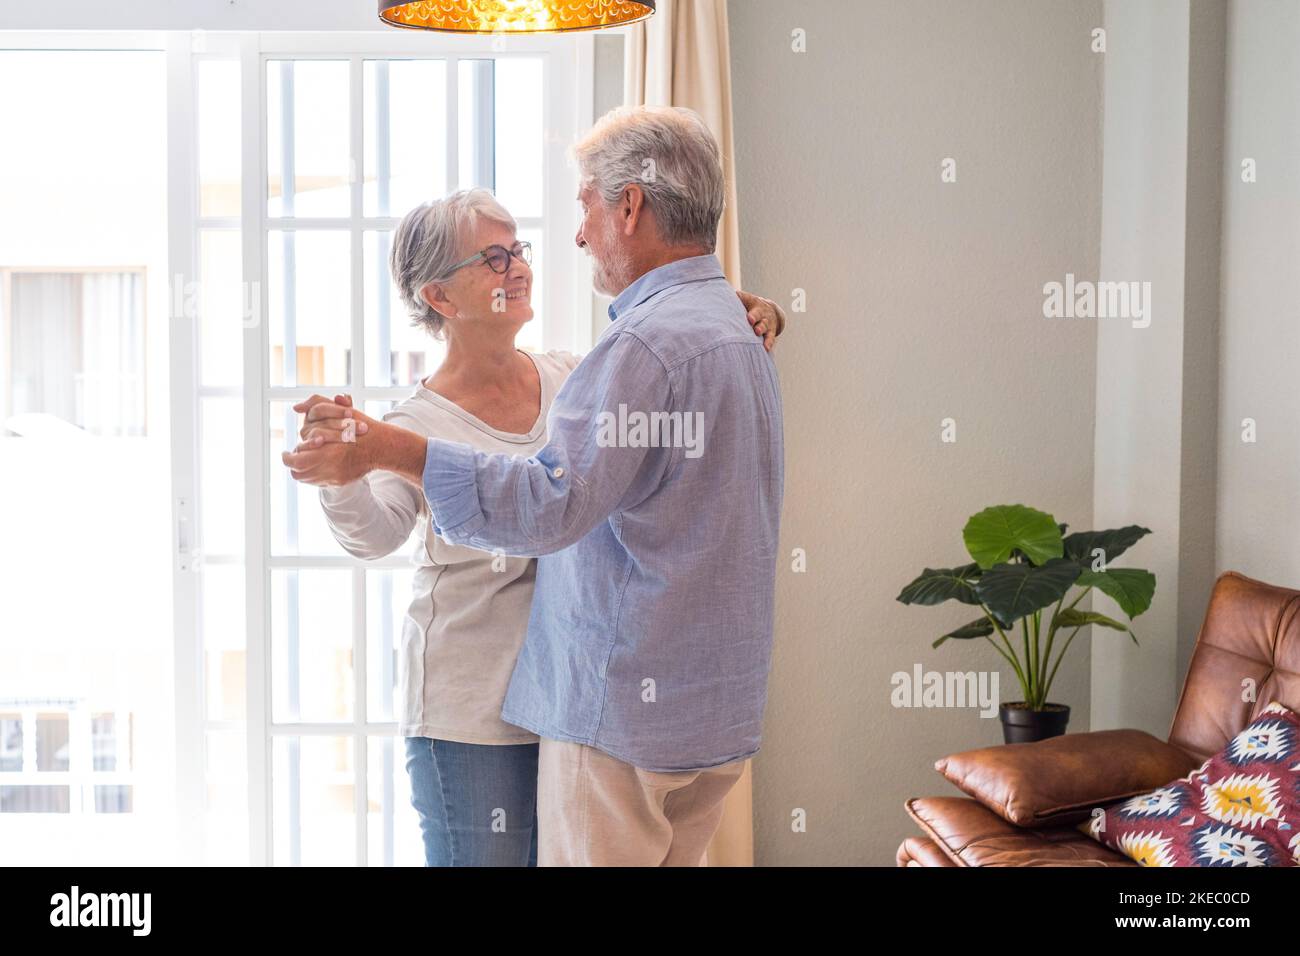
624 0 743 287
624 0 754 868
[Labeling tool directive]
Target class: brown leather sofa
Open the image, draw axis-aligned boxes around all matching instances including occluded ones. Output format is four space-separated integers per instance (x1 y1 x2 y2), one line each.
896 571 1300 866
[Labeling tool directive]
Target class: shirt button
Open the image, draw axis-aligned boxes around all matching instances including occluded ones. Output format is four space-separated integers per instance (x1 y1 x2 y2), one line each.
553 467 565 478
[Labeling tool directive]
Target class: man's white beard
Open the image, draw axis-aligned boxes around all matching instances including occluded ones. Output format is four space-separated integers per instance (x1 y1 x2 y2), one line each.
592 216 634 297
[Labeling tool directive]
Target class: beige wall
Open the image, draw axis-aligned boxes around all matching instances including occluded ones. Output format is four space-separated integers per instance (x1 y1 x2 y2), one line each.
728 0 1103 865
589 33 625 342
1216 0 1300 591
1089 0 1226 738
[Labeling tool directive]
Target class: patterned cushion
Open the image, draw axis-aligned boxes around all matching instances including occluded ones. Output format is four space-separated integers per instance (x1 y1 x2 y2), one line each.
1081 702 1300 867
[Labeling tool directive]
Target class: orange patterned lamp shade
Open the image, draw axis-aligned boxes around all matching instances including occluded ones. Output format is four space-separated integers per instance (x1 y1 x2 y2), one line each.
378 0 655 34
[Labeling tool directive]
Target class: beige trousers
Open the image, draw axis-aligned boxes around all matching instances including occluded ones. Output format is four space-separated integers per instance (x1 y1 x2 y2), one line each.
536 737 747 867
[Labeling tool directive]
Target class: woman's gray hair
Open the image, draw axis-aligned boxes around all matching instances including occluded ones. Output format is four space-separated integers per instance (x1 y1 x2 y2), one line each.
572 105 724 251
389 188 517 338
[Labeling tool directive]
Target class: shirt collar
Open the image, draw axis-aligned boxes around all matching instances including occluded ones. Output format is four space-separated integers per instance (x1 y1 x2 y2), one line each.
606 254 726 323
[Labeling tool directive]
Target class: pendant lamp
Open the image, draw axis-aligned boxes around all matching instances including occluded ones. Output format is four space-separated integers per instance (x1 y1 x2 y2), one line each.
378 0 656 34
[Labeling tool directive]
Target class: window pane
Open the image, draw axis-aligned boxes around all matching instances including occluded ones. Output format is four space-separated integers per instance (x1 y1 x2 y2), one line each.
0 786 69 813
367 735 421 866
91 713 116 771
273 735 355 866
271 570 353 723
493 58 543 217
270 400 355 556
0 715 21 771
364 230 443 386
94 785 132 813
366 568 415 724
36 713 69 771
203 563 247 722
0 48 167 862
200 396 245 556
267 60 351 218
7 271 147 436
205 729 249 865
268 230 351 387
197 58 241 218
199 229 245 386
364 59 448 217
458 59 493 191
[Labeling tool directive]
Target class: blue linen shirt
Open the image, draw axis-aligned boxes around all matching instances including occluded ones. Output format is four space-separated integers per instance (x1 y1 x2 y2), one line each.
419 254 785 771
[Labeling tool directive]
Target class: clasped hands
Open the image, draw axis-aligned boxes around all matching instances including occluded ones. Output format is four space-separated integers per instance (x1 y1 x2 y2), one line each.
281 394 382 487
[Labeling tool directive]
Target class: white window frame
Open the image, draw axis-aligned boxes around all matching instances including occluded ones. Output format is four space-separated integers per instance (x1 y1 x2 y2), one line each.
0 27 595 865
0 701 134 812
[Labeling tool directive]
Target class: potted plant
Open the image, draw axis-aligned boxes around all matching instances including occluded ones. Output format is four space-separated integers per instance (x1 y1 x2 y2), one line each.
896 504 1155 743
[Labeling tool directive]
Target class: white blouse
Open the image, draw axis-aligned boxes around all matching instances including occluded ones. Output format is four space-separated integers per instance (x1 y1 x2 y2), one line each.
318 349 581 743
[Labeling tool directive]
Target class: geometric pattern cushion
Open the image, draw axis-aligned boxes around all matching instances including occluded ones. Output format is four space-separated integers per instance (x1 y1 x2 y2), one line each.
1082 702 1300 866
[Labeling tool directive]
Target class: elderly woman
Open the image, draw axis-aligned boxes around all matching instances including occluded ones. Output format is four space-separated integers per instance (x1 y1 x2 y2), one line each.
291 186 782 867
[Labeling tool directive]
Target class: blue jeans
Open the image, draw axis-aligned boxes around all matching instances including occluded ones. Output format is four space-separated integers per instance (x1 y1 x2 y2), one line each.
403 736 539 867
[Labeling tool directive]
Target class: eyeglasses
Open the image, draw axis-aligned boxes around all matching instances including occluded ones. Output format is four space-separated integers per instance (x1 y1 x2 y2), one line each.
442 240 532 278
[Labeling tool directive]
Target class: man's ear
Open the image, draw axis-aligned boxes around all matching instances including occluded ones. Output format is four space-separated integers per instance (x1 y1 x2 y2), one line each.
621 183 647 237
420 282 456 320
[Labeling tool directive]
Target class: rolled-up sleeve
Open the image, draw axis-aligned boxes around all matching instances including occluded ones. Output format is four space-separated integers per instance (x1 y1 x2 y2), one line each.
421 439 487 538
421 332 673 556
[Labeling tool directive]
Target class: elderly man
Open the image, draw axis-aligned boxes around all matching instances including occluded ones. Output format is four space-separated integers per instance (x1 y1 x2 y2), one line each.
285 105 785 866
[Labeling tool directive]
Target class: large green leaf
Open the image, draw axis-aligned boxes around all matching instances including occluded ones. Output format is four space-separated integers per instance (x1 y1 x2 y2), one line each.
1010 523 1069 563
963 505 1064 569
932 618 994 649
1062 526 1152 567
1055 607 1139 646
1076 567 1156 619
974 558 1081 623
896 564 982 606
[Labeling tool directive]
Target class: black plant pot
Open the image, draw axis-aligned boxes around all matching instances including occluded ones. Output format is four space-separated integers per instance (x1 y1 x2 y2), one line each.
999 702 1070 744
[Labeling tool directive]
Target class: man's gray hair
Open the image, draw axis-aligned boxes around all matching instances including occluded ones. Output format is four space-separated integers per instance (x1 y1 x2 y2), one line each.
389 188 517 338
572 105 725 251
